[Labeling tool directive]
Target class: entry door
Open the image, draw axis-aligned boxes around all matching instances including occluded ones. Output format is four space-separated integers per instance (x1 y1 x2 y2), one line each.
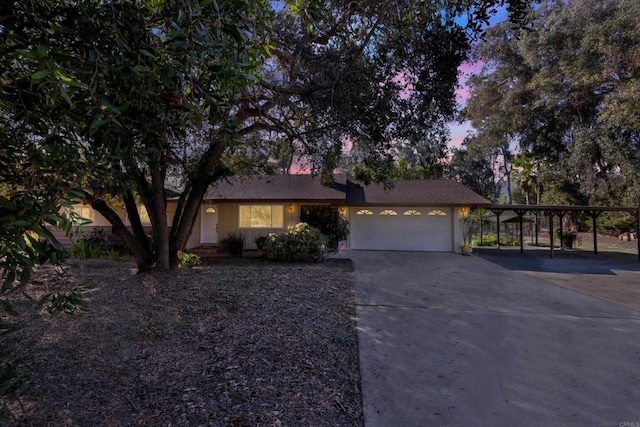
201 205 219 244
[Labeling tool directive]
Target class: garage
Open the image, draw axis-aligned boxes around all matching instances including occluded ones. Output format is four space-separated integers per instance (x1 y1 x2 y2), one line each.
349 206 453 251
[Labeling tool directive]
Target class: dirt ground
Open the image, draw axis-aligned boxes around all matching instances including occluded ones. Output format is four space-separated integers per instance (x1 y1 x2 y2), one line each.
0 258 363 426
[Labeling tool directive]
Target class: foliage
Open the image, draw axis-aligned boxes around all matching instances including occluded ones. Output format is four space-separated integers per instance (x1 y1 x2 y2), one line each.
465 0 640 207
585 212 636 236
180 253 201 269
70 228 111 259
300 209 349 252
1 0 534 273
220 233 245 258
446 147 500 201
557 232 578 249
459 215 478 246
47 287 91 315
263 223 328 263
254 236 268 250
471 235 499 247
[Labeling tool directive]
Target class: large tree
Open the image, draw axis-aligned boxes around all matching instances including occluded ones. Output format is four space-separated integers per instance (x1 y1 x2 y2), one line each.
465 0 640 207
2 0 532 272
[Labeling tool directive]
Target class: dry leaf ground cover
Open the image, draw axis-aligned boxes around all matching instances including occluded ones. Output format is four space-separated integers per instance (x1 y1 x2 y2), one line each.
1 258 363 426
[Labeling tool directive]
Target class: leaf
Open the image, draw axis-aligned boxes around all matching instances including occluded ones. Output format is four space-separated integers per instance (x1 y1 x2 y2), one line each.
31 70 48 80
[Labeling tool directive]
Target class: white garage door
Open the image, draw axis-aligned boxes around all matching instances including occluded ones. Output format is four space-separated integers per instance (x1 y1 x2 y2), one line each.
350 207 453 251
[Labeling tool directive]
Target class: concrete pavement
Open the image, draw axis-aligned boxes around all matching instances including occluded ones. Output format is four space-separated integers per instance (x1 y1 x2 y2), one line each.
351 251 640 426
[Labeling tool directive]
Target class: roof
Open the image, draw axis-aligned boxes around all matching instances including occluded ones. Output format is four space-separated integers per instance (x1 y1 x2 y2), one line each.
204 174 347 202
204 175 490 206
345 179 491 206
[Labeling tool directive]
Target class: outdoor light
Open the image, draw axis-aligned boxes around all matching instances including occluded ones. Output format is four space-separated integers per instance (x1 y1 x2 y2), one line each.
205 207 216 213
460 206 470 217
288 203 294 213
339 206 347 214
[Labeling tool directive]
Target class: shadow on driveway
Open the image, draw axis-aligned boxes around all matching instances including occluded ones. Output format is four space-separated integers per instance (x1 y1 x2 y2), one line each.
474 247 640 275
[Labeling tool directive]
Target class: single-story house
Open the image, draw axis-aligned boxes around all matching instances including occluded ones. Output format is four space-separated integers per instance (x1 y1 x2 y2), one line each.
186 175 490 253
61 175 490 253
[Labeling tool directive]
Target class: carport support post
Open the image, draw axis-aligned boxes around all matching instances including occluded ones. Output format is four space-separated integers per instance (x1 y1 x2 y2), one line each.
634 210 640 261
637 211 640 261
545 211 555 259
514 209 528 254
587 210 603 255
491 209 505 249
535 211 539 246
558 211 566 250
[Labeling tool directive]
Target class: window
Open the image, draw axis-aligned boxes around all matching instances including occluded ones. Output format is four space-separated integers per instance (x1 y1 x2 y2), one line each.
69 204 93 221
403 209 422 216
380 209 398 216
356 209 374 215
239 205 284 228
427 209 447 216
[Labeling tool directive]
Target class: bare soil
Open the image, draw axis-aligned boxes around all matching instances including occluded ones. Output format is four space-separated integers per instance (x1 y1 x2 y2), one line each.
1 258 363 426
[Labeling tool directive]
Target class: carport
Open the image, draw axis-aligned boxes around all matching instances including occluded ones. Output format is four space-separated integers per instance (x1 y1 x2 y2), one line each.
479 205 640 260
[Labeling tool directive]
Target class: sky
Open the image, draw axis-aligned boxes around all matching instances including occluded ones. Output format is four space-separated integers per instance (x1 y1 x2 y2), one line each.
448 6 509 150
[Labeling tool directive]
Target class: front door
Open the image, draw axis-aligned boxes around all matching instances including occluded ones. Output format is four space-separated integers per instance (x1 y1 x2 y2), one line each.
201 205 219 244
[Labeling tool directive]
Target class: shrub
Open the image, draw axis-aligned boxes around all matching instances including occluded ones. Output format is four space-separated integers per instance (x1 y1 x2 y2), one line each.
263 222 328 262
70 227 109 258
471 235 498 247
254 235 268 250
180 253 201 268
300 209 349 252
219 232 245 257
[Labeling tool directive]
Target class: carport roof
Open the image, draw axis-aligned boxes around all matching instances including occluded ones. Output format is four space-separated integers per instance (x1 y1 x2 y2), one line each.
345 179 492 206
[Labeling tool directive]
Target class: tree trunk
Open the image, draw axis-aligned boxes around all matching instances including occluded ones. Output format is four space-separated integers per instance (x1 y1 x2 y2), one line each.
87 197 154 271
167 138 229 269
149 154 170 270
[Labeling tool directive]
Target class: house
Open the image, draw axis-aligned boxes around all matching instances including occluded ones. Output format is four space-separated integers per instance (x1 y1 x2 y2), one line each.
185 175 491 253
60 175 490 253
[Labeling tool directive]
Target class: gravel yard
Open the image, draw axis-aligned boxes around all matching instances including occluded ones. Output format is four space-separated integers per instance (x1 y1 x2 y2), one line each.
1 258 362 426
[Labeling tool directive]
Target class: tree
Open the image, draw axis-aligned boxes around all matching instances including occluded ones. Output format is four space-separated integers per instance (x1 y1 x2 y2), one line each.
2 0 534 272
464 0 640 207
446 145 500 201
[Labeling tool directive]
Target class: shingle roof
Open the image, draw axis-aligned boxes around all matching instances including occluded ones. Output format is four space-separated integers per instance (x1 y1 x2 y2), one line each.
204 175 490 206
345 179 491 206
204 174 347 201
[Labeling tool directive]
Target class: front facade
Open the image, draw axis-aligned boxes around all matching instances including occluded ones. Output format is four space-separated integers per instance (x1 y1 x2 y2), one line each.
64 175 490 253
186 175 491 253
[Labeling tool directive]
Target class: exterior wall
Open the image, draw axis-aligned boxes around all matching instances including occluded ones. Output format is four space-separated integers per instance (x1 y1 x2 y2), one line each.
217 202 299 250
185 209 201 250
213 202 341 250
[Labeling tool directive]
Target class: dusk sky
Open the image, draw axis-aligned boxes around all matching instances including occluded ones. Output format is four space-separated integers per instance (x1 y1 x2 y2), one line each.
449 6 509 150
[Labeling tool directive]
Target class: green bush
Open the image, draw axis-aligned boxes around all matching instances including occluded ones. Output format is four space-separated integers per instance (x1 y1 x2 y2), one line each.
300 209 349 252
254 235 268 250
180 253 201 268
219 232 245 257
471 235 498 247
70 227 110 258
263 223 328 262
557 232 578 249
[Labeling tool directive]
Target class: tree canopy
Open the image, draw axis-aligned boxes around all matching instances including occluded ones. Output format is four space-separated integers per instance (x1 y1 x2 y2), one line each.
1 0 533 273
464 0 640 207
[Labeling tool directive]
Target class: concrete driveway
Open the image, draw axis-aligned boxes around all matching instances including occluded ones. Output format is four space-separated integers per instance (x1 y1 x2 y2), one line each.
351 251 640 426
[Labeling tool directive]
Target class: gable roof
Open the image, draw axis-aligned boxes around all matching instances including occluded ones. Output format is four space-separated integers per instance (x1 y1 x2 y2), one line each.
205 174 347 202
345 179 491 206
204 175 490 206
